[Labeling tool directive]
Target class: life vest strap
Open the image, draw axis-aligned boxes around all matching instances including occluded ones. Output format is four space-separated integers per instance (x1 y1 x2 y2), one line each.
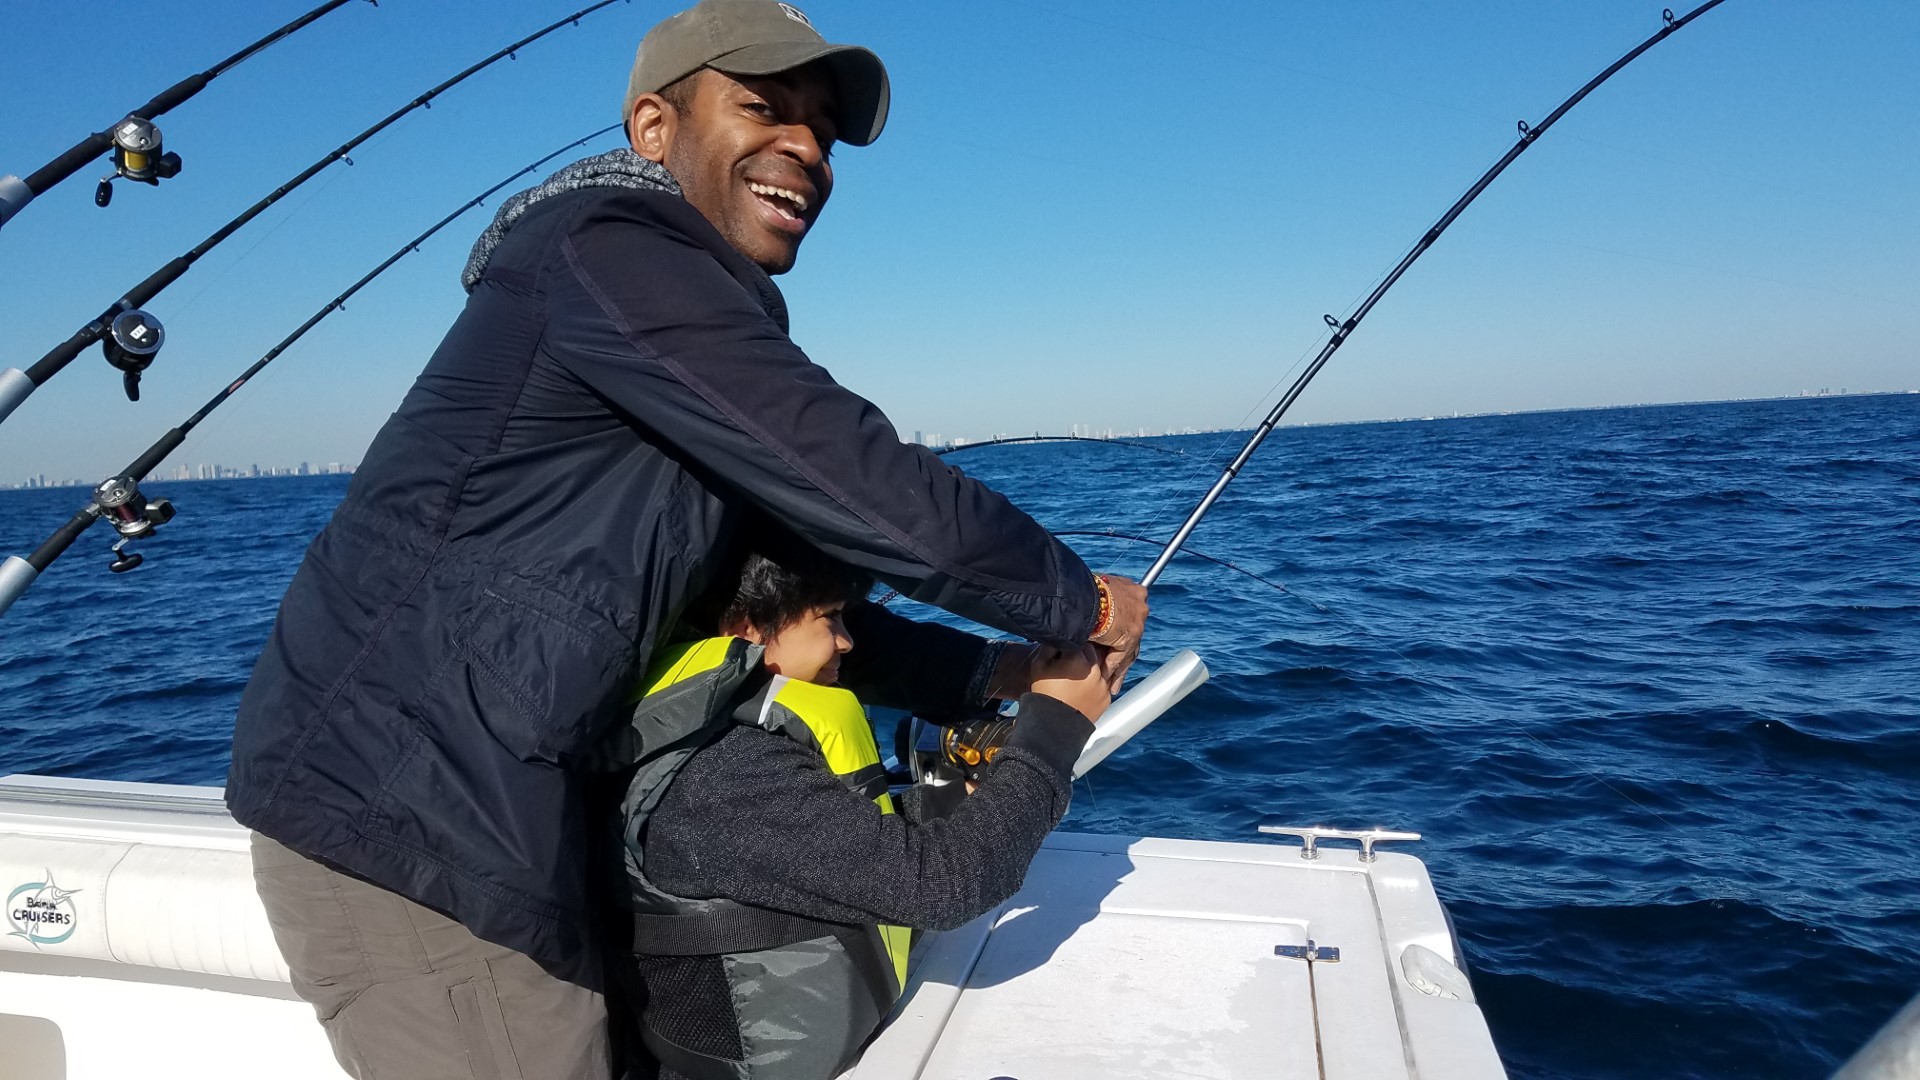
843 761 890 802
631 903 844 957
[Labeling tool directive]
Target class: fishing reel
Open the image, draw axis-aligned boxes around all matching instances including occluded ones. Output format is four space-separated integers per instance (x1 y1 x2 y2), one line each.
94 117 183 208
92 474 174 573
904 707 1018 787
940 710 1016 784
101 309 165 401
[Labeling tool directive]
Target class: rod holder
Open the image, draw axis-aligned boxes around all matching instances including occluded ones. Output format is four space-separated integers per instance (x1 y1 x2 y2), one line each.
0 175 30 229
0 556 39 617
0 368 34 425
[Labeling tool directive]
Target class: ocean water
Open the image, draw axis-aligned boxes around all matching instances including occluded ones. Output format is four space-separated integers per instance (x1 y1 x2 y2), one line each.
2 392 1917 1079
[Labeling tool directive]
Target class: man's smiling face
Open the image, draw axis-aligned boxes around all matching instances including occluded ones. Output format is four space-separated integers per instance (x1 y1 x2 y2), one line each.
633 65 839 275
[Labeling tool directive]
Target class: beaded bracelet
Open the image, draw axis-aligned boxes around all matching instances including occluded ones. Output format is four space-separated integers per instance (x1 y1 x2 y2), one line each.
1090 573 1114 640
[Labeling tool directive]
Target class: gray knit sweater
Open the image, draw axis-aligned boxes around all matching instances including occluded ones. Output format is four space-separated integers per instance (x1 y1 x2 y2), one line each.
644 692 1090 928
627 692 1092 1078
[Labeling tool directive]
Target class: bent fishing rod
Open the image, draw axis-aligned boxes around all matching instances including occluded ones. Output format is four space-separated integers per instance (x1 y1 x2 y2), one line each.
1139 0 1729 589
0 123 624 619
0 0 631 429
936 434 1187 458
941 2 1729 774
0 0 372 231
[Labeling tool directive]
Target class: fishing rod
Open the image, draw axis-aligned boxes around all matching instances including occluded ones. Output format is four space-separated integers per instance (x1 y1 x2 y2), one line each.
935 434 1187 458
0 124 625 619
1138 1 1729 589
0 0 631 428
0 0 372 230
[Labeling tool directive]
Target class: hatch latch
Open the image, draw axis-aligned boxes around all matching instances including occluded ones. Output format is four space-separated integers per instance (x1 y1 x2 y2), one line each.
1275 940 1341 963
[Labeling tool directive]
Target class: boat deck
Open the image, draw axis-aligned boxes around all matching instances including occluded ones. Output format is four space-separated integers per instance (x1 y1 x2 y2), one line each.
852 830 1500 1079
0 774 1504 1079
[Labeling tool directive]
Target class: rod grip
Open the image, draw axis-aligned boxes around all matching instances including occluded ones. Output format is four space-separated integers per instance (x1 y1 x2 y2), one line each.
23 323 101 386
29 509 99 573
23 133 111 195
138 73 212 119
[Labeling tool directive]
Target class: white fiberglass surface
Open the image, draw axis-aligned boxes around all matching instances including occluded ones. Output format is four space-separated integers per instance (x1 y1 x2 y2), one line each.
853 839 1427 1080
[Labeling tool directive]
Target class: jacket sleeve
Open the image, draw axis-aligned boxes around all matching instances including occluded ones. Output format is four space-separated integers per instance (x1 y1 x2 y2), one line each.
838 601 994 721
546 190 1097 647
642 692 1092 931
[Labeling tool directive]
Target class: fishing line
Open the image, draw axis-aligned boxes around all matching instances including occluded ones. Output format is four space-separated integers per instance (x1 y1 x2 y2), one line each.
1100 256 1409 579
1051 529 1301 604
944 434 1433 552
0 123 625 617
1058 530 1681 829
0 0 373 230
162 159 358 324
1138 1 1731 588
0 0 633 430
164 117 423 324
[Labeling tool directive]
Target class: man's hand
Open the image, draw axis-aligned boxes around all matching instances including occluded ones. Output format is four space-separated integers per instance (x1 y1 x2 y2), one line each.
1029 645 1112 723
1090 574 1148 693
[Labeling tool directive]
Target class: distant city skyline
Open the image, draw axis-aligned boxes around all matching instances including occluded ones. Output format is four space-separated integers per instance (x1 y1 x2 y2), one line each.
5 459 354 492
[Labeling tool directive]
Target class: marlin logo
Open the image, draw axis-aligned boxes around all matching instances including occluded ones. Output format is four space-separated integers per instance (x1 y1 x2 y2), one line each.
7 871 80 948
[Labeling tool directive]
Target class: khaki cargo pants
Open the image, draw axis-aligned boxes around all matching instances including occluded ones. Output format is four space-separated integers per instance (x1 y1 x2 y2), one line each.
251 833 610 1080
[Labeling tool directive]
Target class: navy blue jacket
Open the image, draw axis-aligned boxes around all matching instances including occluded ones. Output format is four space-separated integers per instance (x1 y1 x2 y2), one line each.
226 186 1098 979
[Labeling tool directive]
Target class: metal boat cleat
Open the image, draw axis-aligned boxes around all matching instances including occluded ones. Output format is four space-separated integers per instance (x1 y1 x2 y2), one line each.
1258 824 1422 862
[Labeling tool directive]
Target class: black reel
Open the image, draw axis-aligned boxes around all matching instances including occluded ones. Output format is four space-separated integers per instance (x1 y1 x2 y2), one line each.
92 474 175 573
94 117 183 208
101 309 165 401
941 710 1017 784
904 707 1018 786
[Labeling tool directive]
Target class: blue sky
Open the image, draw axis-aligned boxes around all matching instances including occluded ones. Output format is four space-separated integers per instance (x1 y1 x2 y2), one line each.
0 0 1914 481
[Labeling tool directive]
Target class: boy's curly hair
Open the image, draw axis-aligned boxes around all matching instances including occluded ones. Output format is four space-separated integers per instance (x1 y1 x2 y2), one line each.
682 518 874 638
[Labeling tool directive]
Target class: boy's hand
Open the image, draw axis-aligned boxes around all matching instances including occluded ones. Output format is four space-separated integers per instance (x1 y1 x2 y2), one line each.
1029 645 1112 723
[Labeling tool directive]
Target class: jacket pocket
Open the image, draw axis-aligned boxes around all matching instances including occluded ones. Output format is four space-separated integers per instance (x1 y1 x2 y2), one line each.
450 573 638 764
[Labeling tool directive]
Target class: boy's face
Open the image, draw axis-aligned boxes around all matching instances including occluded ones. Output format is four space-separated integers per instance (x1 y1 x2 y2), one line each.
746 601 854 685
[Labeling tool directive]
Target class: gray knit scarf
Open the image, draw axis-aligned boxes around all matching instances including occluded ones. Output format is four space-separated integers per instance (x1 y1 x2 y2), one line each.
462 148 680 292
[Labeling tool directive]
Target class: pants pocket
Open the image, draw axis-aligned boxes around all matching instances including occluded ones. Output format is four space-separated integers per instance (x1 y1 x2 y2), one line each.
327 960 525 1080
448 963 526 1080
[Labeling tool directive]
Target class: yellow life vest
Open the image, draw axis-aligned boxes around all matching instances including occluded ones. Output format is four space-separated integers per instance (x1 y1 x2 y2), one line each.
616 637 917 1079
747 673 911 989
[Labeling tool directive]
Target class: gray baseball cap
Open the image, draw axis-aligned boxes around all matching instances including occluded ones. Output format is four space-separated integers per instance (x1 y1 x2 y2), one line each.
622 0 890 146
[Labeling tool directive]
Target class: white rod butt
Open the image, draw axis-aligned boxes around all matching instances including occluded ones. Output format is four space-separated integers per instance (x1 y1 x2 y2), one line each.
1073 649 1209 780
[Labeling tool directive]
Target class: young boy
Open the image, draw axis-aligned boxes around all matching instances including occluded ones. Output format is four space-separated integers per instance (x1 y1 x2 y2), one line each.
607 526 1110 1080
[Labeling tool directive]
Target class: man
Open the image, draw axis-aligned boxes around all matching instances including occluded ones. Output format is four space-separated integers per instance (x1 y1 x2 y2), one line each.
229 3 1147 1078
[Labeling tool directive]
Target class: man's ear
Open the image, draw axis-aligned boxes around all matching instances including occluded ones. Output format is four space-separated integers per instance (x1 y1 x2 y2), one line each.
628 93 678 164
724 618 766 645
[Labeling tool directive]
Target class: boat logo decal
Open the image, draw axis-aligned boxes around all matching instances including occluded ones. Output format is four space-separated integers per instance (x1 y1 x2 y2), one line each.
7 870 81 948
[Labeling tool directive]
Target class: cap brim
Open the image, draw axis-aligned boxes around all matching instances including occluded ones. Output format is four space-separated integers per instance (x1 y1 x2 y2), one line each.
707 42 890 147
